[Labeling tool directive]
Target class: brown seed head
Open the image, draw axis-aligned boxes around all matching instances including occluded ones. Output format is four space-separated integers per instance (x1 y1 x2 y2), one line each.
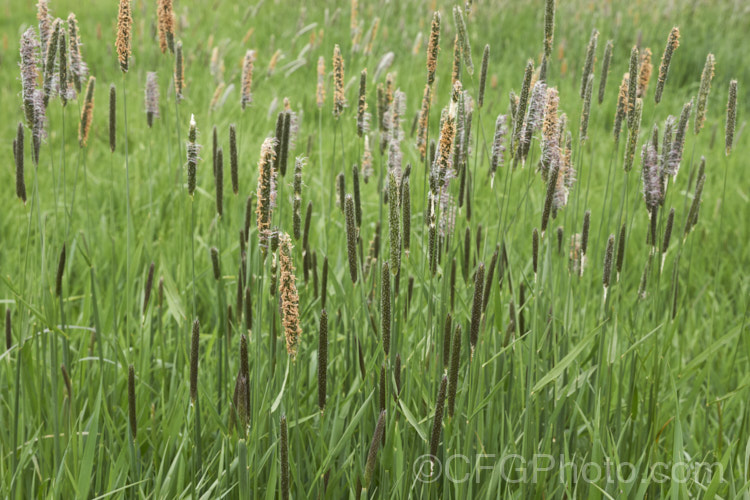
116 0 133 73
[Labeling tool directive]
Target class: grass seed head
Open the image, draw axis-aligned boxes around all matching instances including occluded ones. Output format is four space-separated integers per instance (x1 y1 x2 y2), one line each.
186 114 201 197
624 98 643 172
316 56 325 109
627 46 640 129
241 50 255 110
157 0 175 54
694 53 715 135
190 318 200 403
230 124 238 194
725 80 737 155
109 84 117 152
598 40 613 104
544 0 556 57
469 262 485 356
55 243 66 297
603 234 615 290
364 410 386 488
388 172 401 275
452 5 473 75
174 41 184 100
280 414 290 500
42 19 61 107
255 137 277 250
345 194 358 284
145 72 160 127
128 364 137 437
448 323 462 417
580 28 599 99
357 69 368 137
429 376 448 464
655 27 680 104
15 123 26 204
637 47 652 98
78 76 96 148
279 233 301 358
332 44 346 118
143 262 155 314
116 0 133 72
426 11 440 85
381 262 391 355
318 310 328 412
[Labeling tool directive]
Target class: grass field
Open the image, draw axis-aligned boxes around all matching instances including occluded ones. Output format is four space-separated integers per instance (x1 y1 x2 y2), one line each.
1 0 749 497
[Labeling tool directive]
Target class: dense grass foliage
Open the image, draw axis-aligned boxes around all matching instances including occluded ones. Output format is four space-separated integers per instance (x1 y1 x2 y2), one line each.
1 0 749 497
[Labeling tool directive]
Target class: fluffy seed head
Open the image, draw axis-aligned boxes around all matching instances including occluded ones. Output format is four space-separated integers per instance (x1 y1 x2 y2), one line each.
388 172 401 276
624 98 642 172
145 72 160 127
316 56 325 108
627 46 640 129
416 84 432 160
453 5 473 75
426 12 440 85
42 18 61 107
332 45 346 118
116 0 133 73
78 77 96 148
598 40 613 104
544 0 556 57
665 99 692 178
279 233 301 358
694 53 715 135
256 138 277 250
157 0 175 54
57 26 71 105
67 14 87 94
684 159 706 238
637 48 652 98
580 29 599 99
20 28 40 127
357 69 369 137
655 27 680 104
241 50 255 110
641 140 662 211
540 87 560 178
614 73 629 143
37 1 51 60
489 114 507 182
186 114 201 197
